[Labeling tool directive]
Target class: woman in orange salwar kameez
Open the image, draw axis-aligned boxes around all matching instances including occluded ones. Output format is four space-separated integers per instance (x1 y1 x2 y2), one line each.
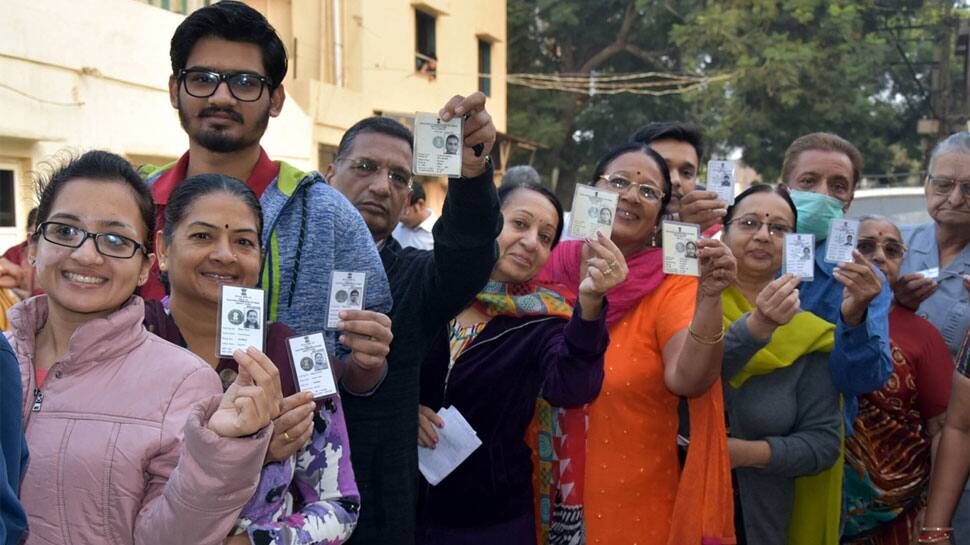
536 142 737 545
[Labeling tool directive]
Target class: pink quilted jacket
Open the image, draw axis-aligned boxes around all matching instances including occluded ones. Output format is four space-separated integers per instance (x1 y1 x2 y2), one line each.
5 296 272 545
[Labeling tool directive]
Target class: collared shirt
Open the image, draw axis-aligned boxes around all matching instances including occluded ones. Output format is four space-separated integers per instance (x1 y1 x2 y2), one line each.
140 148 281 301
900 221 970 358
391 209 437 251
798 239 894 434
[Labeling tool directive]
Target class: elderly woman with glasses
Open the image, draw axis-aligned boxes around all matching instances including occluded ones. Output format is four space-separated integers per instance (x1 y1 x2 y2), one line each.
841 216 953 545
718 184 842 545
895 132 970 360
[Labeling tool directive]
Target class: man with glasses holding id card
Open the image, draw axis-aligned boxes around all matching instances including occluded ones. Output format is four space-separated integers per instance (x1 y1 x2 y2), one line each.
139 1 392 394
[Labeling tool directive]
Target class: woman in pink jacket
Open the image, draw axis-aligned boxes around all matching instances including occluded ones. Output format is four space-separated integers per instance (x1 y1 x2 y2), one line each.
4 150 281 545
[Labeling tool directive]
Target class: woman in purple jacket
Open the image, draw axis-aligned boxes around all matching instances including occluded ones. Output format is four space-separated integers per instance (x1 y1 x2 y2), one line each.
5 150 279 545
415 181 628 544
144 173 392 544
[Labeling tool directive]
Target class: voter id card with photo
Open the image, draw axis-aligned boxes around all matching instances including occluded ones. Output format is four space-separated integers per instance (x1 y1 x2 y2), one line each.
783 233 815 280
706 160 737 205
287 332 338 399
661 220 700 277
327 271 367 330
568 184 619 240
824 219 859 264
217 285 265 357
413 112 463 178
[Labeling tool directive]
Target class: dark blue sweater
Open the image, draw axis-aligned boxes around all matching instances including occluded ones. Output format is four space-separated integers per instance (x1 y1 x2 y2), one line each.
0 333 27 545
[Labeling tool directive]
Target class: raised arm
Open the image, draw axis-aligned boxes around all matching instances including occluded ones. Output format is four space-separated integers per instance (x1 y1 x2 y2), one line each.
419 92 502 328
134 360 275 545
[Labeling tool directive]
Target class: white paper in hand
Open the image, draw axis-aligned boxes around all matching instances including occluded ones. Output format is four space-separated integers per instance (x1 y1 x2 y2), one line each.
413 112 463 178
287 332 339 399
783 233 815 280
567 184 619 240
217 285 265 357
417 406 482 486
706 160 737 205
662 220 701 277
824 219 859 264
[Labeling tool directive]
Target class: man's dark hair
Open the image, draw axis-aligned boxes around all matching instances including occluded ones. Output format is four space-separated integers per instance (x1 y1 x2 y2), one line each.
26 208 38 229
409 181 426 205
629 121 705 164
170 0 288 89
336 117 414 160
33 150 156 252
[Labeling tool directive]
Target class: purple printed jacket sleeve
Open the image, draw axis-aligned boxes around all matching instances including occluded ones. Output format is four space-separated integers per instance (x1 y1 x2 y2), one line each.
539 300 610 408
235 397 360 544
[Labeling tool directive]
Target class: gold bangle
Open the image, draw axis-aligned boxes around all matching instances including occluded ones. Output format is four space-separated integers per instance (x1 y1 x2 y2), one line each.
920 528 954 533
688 322 724 345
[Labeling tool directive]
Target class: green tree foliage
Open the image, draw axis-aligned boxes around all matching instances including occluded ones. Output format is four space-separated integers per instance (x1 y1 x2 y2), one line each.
508 0 958 202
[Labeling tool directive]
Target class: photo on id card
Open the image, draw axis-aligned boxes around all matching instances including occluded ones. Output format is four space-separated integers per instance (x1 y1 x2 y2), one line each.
706 160 736 205
824 219 859 264
783 233 815 280
217 285 265 358
568 184 619 239
661 220 700 276
288 332 338 399
413 112 463 178
327 271 367 330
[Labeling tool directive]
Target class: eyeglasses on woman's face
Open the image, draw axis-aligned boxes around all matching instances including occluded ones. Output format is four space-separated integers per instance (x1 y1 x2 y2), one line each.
37 221 148 259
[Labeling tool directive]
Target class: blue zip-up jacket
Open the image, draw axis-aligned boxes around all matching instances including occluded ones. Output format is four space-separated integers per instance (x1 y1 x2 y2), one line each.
1 334 28 545
798 239 893 434
143 161 392 357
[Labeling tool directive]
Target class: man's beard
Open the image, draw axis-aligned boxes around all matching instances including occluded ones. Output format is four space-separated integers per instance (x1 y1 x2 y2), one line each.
178 103 270 154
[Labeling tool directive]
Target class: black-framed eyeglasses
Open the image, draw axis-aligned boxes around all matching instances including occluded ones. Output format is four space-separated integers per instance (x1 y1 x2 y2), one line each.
339 157 414 191
178 68 271 102
926 176 970 199
37 221 148 259
857 238 907 260
596 173 665 202
725 217 794 238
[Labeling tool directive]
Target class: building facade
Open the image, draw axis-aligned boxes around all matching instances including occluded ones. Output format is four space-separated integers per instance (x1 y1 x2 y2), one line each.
0 0 507 250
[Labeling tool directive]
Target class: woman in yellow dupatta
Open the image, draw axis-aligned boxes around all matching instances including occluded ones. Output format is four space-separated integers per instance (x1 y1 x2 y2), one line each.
720 184 843 545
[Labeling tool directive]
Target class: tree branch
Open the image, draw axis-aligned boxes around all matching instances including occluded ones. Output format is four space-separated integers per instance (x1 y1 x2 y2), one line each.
578 0 638 73
624 44 665 67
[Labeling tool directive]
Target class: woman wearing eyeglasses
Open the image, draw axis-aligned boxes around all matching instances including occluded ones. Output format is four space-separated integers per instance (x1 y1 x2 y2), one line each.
896 132 970 360
841 216 953 545
718 184 842 545
4 151 280 544
535 142 737 545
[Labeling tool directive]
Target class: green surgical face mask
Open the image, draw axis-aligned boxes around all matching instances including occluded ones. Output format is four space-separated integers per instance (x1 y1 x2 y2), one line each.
789 190 845 241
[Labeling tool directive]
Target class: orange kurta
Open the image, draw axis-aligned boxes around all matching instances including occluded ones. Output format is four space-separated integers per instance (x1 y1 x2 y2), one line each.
584 275 696 544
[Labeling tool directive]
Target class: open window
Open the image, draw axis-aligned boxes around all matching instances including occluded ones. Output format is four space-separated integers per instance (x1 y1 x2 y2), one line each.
415 9 437 78
478 38 492 96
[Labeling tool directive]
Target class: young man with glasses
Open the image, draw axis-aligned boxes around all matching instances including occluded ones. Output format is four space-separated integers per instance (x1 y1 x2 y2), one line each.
140 1 392 391
325 109 501 545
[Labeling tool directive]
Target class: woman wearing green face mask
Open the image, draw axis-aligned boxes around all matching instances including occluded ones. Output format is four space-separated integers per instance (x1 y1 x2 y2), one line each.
778 132 894 441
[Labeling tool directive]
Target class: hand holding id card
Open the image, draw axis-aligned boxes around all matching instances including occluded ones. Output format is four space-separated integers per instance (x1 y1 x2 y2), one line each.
327 271 367 330
218 285 265 357
824 219 860 264
662 220 701 277
706 160 737 205
783 233 815 280
413 112 463 178
568 184 619 240
287 332 338 399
